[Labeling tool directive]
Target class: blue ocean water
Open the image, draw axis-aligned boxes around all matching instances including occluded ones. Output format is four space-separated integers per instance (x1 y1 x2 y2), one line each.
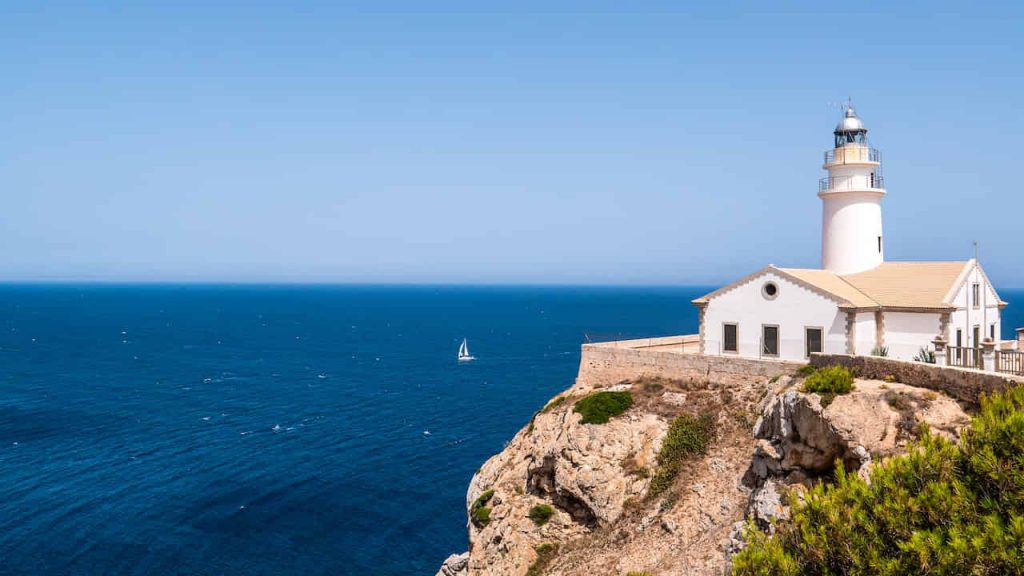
0 285 712 576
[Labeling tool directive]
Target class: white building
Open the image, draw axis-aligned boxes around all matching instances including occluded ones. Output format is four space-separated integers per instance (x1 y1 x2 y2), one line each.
693 107 1008 363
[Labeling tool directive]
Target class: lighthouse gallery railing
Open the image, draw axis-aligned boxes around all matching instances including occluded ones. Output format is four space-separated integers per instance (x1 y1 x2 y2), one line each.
819 174 885 193
824 147 881 165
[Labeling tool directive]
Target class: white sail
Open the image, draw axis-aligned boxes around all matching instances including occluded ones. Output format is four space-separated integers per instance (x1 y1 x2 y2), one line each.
458 338 475 361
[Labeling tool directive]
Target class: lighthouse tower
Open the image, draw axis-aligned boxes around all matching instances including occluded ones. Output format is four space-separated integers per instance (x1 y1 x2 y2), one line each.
819 106 886 275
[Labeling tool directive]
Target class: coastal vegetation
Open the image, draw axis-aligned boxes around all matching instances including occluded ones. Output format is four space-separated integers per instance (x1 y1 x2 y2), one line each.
470 489 495 529
528 504 554 526
733 386 1024 575
795 364 818 377
527 395 571 434
525 543 558 576
914 346 937 364
802 365 855 395
648 414 714 497
543 396 567 413
573 391 633 424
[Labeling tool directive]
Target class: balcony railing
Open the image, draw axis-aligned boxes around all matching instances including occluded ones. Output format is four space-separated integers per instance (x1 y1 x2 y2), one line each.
824 147 880 165
996 350 1024 376
819 174 885 193
948 346 984 369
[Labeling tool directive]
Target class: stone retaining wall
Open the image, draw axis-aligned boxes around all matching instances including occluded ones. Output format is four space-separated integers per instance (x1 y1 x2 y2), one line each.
810 353 1024 408
576 340 800 390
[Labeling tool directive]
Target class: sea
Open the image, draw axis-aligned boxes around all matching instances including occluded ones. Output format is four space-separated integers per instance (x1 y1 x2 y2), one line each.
1 285 1021 576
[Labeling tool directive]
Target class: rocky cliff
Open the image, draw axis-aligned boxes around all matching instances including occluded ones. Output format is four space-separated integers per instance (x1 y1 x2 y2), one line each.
438 369 969 576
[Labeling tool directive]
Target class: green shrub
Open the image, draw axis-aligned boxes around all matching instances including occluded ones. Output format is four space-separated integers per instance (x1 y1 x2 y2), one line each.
914 347 937 364
732 385 1024 575
526 543 558 576
626 572 655 576
528 504 554 526
802 365 854 395
573 391 633 424
648 414 714 497
795 364 818 377
871 345 889 357
470 489 495 529
542 395 567 413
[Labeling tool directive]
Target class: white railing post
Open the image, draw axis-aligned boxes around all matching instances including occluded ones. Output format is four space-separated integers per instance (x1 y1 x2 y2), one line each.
982 339 996 372
932 336 947 367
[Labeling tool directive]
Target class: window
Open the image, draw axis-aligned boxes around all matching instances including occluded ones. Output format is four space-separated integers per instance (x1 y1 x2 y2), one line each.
723 323 738 353
991 324 997 340
878 236 883 254
972 283 981 309
762 282 779 300
762 325 779 357
805 327 823 358
973 325 981 347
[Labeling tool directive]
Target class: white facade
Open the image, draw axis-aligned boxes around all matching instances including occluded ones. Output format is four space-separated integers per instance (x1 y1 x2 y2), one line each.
821 191 884 275
701 271 847 360
852 312 877 357
884 312 942 360
947 263 1003 348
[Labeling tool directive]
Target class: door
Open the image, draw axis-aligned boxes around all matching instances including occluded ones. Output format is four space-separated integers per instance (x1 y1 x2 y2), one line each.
762 325 779 357
805 327 823 358
973 325 982 367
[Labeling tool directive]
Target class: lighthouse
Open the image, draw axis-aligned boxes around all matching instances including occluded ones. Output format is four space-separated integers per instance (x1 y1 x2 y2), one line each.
819 106 886 275
694 106 1011 363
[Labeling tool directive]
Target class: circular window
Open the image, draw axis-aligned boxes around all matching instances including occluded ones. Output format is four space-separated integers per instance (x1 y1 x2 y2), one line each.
762 282 779 300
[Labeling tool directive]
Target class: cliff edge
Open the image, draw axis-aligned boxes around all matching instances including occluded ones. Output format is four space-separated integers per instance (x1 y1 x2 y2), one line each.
438 367 969 576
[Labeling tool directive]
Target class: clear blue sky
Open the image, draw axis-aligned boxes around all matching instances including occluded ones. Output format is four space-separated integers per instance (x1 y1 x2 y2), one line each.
2 2 1022 286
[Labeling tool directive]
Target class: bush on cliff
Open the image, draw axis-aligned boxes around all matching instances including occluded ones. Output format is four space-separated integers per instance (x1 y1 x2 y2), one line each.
802 365 854 395
470 489 495 529
649 414 714 497
732 385 1024 575
574 391 633 424
528 504 554 526
795 364 818 377
525 543 558 576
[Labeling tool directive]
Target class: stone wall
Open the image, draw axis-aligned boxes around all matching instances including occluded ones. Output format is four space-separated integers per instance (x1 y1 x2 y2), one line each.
810 353 1024 408
576 339 801 390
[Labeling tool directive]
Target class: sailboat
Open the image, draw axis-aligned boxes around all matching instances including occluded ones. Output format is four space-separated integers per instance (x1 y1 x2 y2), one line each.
457 338 476 362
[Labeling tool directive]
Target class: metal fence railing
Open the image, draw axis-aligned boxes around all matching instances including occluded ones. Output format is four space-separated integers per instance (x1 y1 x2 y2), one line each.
824 147 880 165
947 346 983 369
996 350 1024 376
819 174 885 193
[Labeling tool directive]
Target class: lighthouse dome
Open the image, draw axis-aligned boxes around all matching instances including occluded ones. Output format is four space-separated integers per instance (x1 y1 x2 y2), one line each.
834 107 866 134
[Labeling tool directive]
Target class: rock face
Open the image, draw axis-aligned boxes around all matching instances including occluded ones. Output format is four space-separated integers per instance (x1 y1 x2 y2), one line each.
436 552 469 576
463 393 669 575
439 373 970 576
743 377 969 527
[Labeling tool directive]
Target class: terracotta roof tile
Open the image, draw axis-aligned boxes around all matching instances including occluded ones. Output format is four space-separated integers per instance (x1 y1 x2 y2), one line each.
840 261 970 309
777 268 877 308
696 261 988 311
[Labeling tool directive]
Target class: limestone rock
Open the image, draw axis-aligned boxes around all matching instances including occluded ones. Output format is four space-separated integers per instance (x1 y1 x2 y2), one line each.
437 372 970 576
436 552 468 576
750 479 788 529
